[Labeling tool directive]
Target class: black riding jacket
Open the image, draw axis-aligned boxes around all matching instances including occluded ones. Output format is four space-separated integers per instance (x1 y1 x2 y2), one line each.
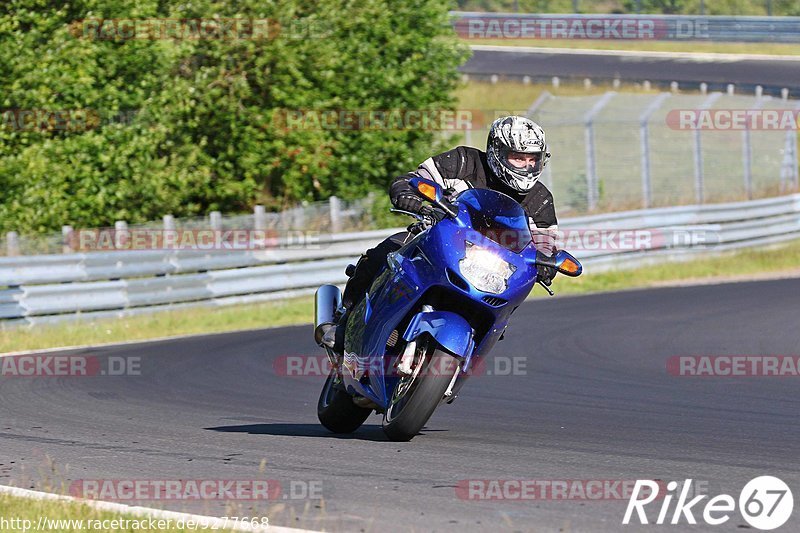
390 146 558 230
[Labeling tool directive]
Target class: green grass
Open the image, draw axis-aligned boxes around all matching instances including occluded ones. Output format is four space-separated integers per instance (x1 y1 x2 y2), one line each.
455 79 618 111
0 297 313 353
3 239 800 354
0 494 244 532
462 38 800 56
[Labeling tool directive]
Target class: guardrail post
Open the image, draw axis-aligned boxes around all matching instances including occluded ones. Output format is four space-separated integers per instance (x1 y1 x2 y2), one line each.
254 205 266 231
639 93 671 208
62 225 74 254
114 220 128 249
583 92 616 211
163 214 175 231
6 231 19 256
209 211 222 231
330 196 342 233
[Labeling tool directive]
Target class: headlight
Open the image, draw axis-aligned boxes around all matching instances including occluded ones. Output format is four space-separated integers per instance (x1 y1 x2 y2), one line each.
459 242 515 294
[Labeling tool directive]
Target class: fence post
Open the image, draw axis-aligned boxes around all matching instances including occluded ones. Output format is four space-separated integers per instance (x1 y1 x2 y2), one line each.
6 231 19 256
543 159 553 191
693 92 723 204
62 225 74 254
639 93 671 208
330 195 342 233
742 97 765 199
526 91 553 118
782 129 799 191
583 92 616 211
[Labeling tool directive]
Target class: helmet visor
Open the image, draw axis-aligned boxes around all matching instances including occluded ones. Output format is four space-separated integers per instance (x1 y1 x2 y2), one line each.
505 151 542 169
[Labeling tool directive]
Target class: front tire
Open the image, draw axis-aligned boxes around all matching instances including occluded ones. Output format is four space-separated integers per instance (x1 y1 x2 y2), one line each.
317 368 372 433
382 342 459 442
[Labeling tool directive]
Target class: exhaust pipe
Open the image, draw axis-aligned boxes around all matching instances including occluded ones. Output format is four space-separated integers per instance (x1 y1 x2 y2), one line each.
314 284 342 345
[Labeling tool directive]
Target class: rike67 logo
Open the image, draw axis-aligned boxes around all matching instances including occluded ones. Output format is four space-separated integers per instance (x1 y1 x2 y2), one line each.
623 477 793 530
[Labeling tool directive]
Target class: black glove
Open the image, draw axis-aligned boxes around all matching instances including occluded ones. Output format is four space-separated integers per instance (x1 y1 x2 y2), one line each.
393 193 424 214
537 264 557 286
421 206 448 223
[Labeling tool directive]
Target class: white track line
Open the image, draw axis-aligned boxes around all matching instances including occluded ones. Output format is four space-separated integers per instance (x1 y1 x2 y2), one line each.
0 485 318 533
469 44 800 62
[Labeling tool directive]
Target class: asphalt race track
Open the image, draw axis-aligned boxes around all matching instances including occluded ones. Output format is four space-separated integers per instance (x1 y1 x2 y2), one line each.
2 279 800 532
462 46 800 94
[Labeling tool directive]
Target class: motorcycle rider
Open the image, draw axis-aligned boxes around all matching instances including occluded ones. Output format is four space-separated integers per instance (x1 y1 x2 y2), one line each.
322 115 559 352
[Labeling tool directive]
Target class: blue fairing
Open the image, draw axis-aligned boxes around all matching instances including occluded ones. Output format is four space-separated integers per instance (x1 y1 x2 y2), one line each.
342 188 542 409
402 310 475 358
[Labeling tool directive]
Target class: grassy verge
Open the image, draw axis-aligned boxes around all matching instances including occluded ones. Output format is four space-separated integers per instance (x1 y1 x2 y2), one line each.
0 297 313 354
455 79 618 112
2 240 800 354
0 494 243 532
462 38 800 56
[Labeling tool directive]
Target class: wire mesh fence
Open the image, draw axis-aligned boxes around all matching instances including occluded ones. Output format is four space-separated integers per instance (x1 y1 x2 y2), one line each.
528 90 799 216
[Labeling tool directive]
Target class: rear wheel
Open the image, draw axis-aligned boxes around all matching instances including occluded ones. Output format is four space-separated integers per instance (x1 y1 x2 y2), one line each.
317 368 372 433
382 340 459 442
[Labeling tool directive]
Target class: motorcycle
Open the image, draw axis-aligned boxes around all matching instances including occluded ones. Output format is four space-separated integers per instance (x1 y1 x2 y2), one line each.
313 177 582 441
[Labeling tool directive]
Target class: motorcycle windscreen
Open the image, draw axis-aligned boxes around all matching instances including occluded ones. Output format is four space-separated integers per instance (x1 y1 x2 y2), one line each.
456 188 532 253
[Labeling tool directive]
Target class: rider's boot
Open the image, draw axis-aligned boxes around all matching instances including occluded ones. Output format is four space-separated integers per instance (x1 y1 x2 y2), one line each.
320 308 348 357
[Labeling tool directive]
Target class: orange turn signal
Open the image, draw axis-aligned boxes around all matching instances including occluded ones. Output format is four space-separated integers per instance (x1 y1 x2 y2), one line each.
559 258 580 274
417 182 437 201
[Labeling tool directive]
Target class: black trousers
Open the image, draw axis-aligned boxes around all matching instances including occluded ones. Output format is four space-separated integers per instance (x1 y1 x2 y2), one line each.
341 231 412 309
333 231 412 354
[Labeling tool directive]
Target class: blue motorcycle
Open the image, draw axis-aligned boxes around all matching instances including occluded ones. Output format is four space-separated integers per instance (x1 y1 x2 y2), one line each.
314 177 582 441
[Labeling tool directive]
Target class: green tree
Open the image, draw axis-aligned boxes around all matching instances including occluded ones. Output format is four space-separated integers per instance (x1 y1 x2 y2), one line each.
0 0 467 233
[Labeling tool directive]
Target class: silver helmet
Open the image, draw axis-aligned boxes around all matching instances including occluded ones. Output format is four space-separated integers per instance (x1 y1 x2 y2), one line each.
487 116 551 192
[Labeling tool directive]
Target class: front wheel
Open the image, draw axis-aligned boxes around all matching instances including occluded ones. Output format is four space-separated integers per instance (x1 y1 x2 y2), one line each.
382 341 459 442
317 368 372 433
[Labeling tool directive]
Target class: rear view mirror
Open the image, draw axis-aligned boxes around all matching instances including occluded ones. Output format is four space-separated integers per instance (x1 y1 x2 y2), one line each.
408 176 443 202
407 176 457 218
553 250 582 276
536 250 582 277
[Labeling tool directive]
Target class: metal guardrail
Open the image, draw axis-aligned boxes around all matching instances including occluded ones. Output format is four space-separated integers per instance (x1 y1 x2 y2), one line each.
451 12 800 43
2 194 800 326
